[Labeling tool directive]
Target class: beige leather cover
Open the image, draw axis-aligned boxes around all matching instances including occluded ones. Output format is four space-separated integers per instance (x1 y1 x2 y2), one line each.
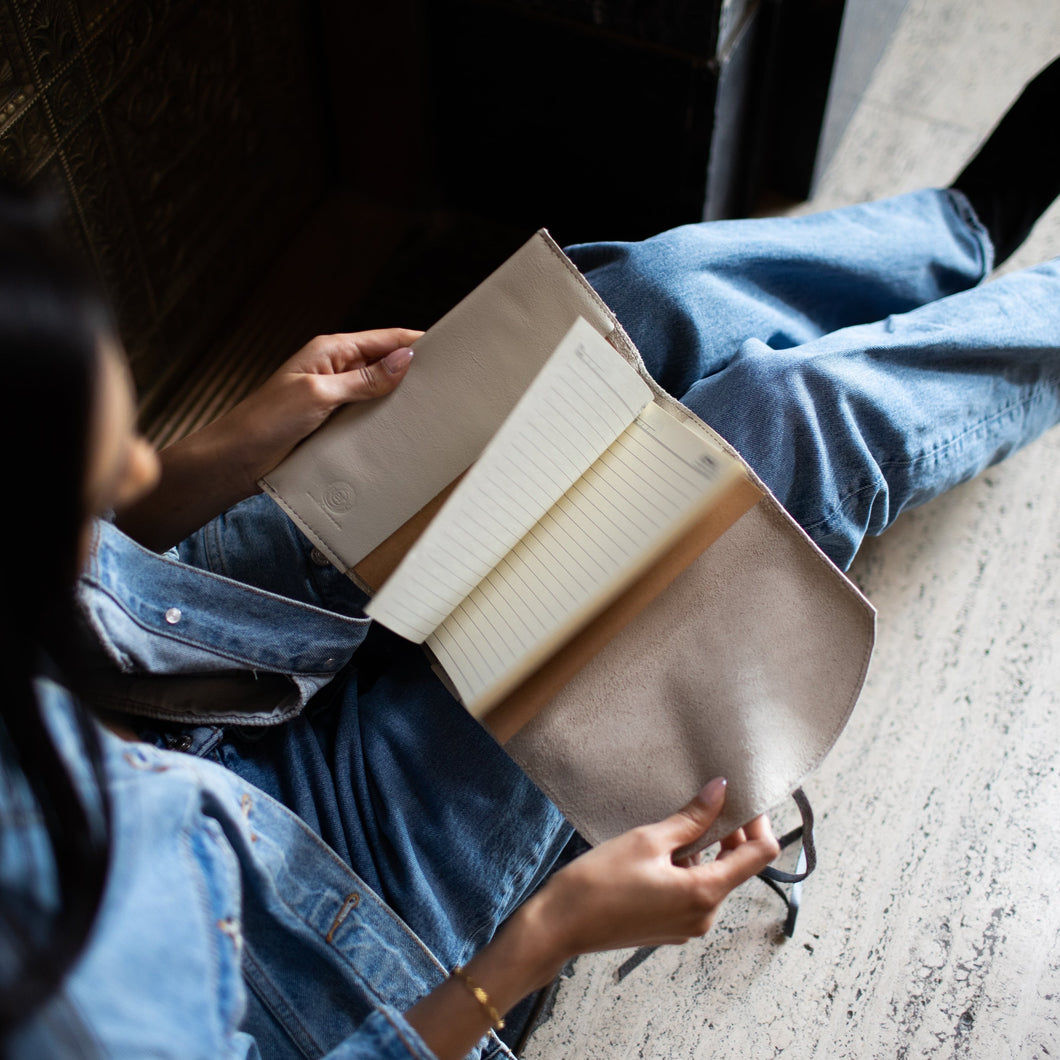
262 234 620 570
262 231 876 846
505 497 874 850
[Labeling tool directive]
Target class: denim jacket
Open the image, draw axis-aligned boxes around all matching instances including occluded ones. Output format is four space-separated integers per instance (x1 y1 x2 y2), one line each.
1 511 523 1059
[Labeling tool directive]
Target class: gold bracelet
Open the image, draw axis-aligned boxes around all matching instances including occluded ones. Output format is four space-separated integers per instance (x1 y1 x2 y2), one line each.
450 965 506 1031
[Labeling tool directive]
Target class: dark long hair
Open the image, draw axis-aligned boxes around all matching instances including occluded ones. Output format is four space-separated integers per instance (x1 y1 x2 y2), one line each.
0 185 114 1033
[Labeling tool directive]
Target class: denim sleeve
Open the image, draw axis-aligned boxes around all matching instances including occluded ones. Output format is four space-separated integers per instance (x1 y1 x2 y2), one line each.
322 1009 441 1060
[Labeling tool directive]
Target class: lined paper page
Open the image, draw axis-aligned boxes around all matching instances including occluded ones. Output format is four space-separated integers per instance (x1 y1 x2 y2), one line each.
365 317 652 642
427 402 744 715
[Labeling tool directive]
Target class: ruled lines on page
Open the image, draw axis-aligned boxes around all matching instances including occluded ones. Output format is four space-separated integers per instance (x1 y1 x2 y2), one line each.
365 317 653 642
427 402 744 715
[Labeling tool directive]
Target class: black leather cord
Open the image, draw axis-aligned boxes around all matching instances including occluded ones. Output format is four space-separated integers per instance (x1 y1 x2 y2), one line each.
757 787 815 936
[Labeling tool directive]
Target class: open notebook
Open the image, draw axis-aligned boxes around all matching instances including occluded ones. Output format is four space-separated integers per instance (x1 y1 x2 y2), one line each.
262 230 875 848
364 317 746 716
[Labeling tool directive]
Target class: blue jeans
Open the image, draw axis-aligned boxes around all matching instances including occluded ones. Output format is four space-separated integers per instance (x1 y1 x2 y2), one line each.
567 188 1060 569
185 188 1059 1052
183 498 572 985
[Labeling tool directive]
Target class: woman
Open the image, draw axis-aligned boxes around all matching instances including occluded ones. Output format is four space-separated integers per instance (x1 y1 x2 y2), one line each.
0 186 779 1060
4 55 1060 1059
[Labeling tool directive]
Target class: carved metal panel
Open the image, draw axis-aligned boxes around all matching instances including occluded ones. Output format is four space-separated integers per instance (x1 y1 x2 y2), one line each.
0 0 328 416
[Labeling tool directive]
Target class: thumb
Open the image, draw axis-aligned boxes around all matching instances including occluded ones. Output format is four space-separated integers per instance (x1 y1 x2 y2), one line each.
655 777 728 853
336 345 415 403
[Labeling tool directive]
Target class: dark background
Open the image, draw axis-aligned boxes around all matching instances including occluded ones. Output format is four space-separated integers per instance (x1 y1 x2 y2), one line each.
0 0 906 442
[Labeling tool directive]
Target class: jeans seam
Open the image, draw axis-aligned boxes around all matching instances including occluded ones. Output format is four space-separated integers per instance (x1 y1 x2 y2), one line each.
879 377 1058 474
460 835 560 960
801 479 881 535
206 515 228 578
802 374 1059 537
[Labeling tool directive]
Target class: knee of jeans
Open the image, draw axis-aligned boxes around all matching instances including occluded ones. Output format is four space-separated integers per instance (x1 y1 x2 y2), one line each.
694 343 817 478
583 244 671 327
689 342 893 560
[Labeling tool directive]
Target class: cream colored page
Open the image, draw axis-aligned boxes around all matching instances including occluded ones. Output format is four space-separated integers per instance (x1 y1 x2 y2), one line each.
365 317 652 642
427 402 743 715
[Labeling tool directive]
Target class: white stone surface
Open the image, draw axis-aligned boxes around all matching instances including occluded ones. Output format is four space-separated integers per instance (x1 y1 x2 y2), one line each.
523 1 1060 1056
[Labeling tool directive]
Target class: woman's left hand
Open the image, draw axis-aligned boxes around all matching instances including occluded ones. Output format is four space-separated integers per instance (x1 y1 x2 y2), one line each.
405 779 780 1060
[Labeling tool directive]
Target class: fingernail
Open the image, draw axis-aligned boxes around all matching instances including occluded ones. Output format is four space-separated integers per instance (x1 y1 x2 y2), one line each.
383 347 414 374
705 777 727 799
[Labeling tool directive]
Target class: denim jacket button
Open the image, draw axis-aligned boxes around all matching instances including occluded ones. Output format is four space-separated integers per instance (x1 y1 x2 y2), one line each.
310 548 329 567
164 607 182 625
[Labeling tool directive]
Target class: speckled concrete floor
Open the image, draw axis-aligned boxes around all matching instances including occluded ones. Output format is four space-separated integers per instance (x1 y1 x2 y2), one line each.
522 2 1060 1056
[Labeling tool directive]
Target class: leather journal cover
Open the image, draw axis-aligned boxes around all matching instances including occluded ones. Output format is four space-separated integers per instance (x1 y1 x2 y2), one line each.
261 231 876 849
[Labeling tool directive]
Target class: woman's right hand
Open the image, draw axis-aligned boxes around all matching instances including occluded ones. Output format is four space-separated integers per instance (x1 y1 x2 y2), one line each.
116 328 421 552
405 780 780 1059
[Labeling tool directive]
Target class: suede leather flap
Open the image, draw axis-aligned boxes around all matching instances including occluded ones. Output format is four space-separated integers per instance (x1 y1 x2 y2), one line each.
505 492 875 851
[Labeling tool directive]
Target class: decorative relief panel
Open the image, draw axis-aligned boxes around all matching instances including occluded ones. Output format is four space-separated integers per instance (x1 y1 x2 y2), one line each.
14 0 82 82
0 0 328 414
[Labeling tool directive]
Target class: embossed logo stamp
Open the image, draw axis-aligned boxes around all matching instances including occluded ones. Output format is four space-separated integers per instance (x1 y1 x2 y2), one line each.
322 481 355 514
